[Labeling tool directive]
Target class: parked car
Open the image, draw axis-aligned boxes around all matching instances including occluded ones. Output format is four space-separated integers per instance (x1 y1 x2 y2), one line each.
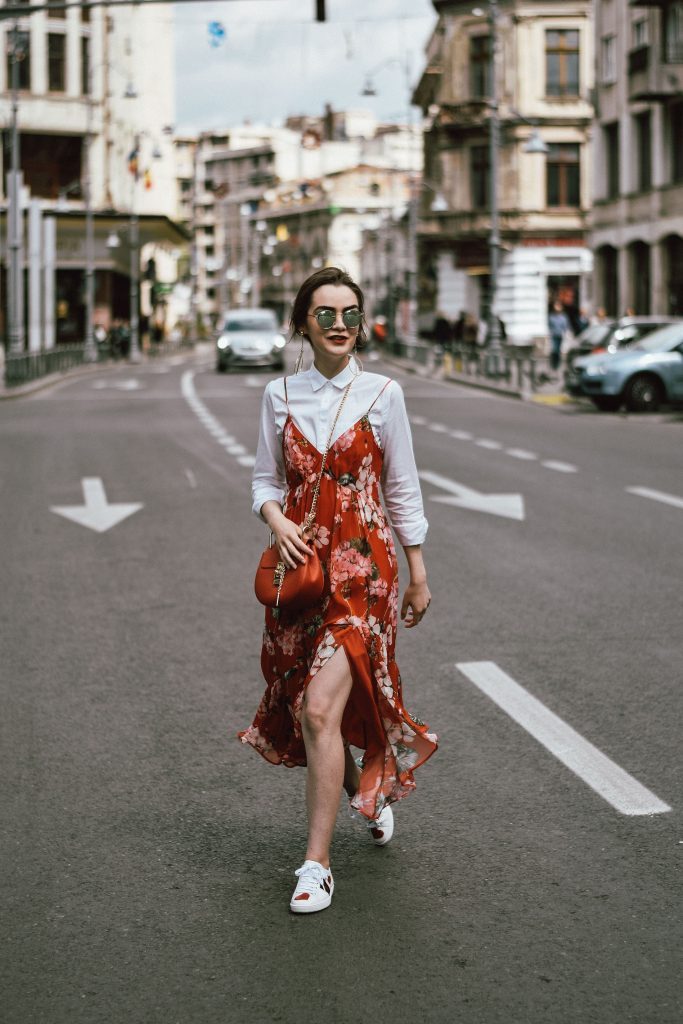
564 316 681 394
215 309 286 372
572 322 683 412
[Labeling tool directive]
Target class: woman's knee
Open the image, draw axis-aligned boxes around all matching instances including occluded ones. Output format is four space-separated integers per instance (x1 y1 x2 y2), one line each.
301 695 338 738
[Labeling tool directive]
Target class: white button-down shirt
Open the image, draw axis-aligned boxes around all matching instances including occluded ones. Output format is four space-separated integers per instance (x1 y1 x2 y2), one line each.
251 362 428 547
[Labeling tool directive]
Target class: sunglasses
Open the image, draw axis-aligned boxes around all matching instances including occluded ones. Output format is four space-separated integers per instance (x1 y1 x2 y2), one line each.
308 308 363 330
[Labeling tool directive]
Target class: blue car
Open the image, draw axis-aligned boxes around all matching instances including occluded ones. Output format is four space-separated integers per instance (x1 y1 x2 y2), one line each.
573 323 683 412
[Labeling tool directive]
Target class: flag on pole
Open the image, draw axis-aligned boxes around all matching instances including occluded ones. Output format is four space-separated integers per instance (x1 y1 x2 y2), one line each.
127 145 139 180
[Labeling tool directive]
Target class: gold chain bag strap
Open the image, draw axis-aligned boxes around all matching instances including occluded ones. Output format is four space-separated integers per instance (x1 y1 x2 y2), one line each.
254 376 354 611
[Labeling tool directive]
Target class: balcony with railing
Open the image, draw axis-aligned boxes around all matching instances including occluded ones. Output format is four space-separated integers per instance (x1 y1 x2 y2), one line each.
628 41 683 100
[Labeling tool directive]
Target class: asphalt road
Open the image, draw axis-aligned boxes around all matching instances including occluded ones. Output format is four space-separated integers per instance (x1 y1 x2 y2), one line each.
2 347 682 1024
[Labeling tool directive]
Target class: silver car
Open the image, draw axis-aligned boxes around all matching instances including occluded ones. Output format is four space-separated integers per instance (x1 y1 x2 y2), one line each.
575 323 683 412
216 309 286 372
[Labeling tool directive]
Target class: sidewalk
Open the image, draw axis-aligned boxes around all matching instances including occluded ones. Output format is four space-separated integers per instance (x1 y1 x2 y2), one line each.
0 344 197 401
380 346 576 407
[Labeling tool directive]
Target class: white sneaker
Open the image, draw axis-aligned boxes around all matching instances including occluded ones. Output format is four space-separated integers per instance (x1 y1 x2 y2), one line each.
368 804 394 846
289 860 334 914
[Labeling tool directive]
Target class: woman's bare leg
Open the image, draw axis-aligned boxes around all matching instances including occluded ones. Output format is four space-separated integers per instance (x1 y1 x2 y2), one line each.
300 646 353 868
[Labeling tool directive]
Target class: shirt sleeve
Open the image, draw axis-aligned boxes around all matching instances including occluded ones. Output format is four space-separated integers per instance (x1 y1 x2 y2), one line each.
251 382 286 519
379 382 429 547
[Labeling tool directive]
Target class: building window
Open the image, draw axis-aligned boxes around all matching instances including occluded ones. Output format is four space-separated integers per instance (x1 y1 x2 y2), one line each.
629 241 651 315
546 29 580 97
81 3 91 23
6 31 31 91
547 144 580 207
469 35 491 99
600 35 616 85
47 0 66 18
81 36 90 95
604 122 620 199
470 144 490 209
597 246 618 317
634 111 652 192
632 19 649 49
663 3 683 64
48 34 66 92
669 102 683 182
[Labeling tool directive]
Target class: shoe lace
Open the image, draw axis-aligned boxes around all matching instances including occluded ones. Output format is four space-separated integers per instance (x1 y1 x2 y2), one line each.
294 862 328 897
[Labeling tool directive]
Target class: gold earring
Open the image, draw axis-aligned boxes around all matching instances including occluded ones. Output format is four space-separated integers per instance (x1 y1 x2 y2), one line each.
294 332 305 375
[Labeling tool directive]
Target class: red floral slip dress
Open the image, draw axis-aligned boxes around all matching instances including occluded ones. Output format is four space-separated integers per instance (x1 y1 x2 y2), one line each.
239 378 438 821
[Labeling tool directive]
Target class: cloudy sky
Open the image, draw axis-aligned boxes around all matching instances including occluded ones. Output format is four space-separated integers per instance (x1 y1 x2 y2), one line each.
174 0 437 133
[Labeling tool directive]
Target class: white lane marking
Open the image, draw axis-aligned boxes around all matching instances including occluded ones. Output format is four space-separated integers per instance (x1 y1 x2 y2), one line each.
456 661 671 817
92 379 142 391
50 477 143 533
541 460 578 474
185 468 197 489
181 370 256 469
409 415 427 426
450 429 473 441
626 486 683 511
475 438 503 450
427 422 449 433
506 448 538 461
420 470 525 521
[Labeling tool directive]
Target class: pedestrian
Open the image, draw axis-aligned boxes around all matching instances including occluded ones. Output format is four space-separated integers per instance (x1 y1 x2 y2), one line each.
241 266 438 915
548 302 570 372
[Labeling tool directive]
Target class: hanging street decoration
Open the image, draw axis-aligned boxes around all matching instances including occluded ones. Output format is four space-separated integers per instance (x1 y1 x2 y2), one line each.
208 21 226 48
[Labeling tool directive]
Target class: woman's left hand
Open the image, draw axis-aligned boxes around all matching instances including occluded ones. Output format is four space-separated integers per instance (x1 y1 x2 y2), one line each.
401 581 432 629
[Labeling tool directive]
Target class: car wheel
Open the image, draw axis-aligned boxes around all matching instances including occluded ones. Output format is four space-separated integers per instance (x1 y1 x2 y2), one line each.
624 373 663 413
591 395 622 412
216 361 226 373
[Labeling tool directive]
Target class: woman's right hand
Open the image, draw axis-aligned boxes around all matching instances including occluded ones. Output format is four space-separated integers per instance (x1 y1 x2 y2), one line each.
261 503 312 569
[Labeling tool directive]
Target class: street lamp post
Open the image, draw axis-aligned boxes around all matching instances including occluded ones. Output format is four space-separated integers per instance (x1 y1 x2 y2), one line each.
7 21 24 355
480 0 503 376
83 64 97 362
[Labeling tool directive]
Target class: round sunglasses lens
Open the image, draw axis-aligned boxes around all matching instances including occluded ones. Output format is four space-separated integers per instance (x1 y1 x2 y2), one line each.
316 310 335 329
343 310 362 328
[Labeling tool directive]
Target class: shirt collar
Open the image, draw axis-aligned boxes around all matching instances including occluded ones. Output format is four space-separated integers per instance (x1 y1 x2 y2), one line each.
306 360 356 392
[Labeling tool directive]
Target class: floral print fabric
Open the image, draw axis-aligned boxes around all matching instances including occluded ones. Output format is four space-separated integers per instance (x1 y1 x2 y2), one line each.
239 401 438 821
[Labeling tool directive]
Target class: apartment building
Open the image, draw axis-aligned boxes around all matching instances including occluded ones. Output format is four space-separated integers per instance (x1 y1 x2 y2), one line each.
414 0 594 342
0 1 184 347
592 0 683 316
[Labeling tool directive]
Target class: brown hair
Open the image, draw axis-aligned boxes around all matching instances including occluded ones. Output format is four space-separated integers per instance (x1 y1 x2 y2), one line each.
289 267 368 349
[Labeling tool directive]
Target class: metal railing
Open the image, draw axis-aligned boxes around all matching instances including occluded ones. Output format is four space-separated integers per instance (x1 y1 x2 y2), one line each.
389 338 543 392
3 337 195 387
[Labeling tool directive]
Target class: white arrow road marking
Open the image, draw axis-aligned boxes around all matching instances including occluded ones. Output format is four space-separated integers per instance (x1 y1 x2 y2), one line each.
626 486 683 511
92 379 142 391
456 662 671 816
50 478 143 533
419 470 525 521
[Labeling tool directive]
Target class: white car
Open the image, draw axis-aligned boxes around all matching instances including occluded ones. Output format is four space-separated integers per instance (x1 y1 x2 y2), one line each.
216 309 286 372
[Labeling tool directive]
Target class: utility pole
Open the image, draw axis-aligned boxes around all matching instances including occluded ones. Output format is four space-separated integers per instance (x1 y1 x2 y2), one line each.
83 61 97 362
486 0 503 376
8 22 25 354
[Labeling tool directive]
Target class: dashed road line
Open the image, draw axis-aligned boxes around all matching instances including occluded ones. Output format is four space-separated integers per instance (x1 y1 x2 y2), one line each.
412 417 579 475
456 661 671 817
626 486 683 511
506 447 538 461
541 460 578 474
181 370 256 468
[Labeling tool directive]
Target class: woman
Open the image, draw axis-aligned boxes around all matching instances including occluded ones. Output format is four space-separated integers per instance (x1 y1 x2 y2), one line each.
240 267 438 914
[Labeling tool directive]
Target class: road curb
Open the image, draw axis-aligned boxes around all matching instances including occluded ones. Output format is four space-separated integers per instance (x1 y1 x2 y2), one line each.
381 352 575 406
0 349 195 401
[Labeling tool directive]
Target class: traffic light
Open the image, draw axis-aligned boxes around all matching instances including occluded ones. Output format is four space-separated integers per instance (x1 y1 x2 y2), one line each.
315 1 325 22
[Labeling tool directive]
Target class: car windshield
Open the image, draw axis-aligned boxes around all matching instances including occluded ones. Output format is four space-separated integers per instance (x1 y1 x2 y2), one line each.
224 314 276 332
578 325 612 346
631 324 683 352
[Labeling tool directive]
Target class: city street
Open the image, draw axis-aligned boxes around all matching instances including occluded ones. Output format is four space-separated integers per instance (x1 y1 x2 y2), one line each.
2 347 682 1024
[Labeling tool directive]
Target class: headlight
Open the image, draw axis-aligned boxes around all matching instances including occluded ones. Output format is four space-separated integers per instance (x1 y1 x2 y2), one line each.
272 334 286 350
217 336 231 350
584 363 608 377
